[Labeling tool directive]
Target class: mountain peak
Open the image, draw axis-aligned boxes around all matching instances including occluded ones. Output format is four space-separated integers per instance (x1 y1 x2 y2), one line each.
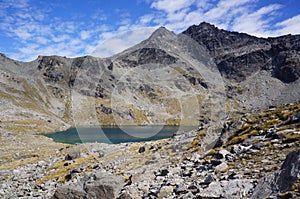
153 26 170 33
198 22 216 29
149 26 176 39
183 21 300 83
187 22 218 32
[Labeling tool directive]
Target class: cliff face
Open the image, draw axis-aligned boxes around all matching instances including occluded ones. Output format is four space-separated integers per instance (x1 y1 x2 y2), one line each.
182 22 300 83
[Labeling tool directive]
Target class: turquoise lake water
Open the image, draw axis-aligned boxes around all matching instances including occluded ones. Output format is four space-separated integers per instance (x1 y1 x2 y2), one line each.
44 126 196 144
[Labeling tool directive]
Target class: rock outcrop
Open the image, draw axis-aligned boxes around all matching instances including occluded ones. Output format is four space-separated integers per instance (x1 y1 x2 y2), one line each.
252 149 300 199
183 22 300 83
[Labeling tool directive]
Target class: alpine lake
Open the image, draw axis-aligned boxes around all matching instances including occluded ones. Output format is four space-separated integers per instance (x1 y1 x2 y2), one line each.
44 125 197 144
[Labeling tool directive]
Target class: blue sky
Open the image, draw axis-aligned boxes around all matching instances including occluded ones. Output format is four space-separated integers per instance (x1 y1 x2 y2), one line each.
0 0 299 61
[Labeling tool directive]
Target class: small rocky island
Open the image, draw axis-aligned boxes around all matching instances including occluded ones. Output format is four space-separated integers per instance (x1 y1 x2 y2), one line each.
0 22 299 198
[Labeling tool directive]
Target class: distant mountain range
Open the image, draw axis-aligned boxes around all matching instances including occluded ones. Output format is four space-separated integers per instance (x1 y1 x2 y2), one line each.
0 22 299 132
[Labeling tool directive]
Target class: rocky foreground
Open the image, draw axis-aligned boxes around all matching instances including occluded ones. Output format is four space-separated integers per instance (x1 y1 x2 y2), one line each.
0 102 299 198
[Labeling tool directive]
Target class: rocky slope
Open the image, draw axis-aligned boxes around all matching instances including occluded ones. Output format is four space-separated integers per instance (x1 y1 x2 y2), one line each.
0 102 299 198
0 27 227 130
0 22 299 198
71 27 226 127
1 23 299 130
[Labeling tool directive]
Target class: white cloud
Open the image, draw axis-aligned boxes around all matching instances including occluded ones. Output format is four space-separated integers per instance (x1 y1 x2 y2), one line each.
139 14 155 24
204 0 254 21
232 4 282 37
80 30 91 40
19 44 38 54
166 8 190 22
151 0 195 13
36 37 49 45
91 10 107 21
14 27 32 40
195 0 215 11
93 38 131 58
275 14 300 35
92 27 157 58
51 34 70 43
0 0 28 10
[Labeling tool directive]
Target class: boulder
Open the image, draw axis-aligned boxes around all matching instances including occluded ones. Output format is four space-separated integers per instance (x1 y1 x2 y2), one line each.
200 181 222 198
251 149 300 198
200 174 214 185
52 171 123 199
158 186 174 198
85 182 115 198
215 162 228 173
138 146 145 153
52 183 86 199
200 179 254 198
65 152 80 161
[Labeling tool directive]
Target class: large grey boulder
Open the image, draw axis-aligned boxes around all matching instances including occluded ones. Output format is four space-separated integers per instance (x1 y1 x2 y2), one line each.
52 171 123 199
200 179 254 198
52 183 86 199
251 149 300 199
84 171 123 199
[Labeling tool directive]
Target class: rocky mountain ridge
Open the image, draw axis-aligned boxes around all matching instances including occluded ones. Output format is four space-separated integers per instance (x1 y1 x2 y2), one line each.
0 25 227 131
183 22 300 83
0 22 299 132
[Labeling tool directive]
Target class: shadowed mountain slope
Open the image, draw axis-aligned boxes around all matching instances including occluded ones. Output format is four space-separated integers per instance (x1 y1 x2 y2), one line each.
183 22 300 83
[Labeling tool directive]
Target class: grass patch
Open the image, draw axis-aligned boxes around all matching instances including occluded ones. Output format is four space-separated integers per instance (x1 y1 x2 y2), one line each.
0 157 39 170
182 138 199 150
37 154 96 185
283 132 300 143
